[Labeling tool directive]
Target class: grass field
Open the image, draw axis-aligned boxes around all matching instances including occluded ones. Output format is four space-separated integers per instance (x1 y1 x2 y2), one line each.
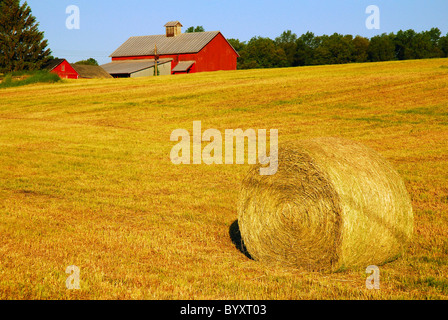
0 58 447 300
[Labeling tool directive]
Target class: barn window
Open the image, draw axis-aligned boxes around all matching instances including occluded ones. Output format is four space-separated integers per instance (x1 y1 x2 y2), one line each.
166 26 174 37
61 64 65 72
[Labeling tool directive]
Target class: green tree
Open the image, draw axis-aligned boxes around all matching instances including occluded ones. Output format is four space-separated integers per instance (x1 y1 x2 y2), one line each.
439 33 448 57
227 38 246 69
395 29 443 60
294 31 318 66
427 27 442 46
227 38 246 53
394 29 419 60
352 35 370 63
74 58 99 66
368 33 395 62
275 30 298 67
238 37 288 69
185 26 205 33
0 0 51 73
421 28 443 58
313 33 354 65
413 32 437 59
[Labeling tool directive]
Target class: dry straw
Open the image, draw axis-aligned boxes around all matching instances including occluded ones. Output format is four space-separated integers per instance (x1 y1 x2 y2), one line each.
237 137 413 272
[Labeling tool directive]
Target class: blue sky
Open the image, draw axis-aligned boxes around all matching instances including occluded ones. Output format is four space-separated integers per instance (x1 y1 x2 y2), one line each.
27 0 448 65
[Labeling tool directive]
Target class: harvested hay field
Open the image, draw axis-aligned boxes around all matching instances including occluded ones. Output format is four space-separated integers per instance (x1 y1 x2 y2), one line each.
238 137 413 272
0 58 447 299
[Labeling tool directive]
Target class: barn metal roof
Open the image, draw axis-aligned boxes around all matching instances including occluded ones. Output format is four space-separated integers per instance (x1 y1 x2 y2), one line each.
43 59 65 71
70 64 113 79
110 31 221 57
100 59 172 75
172 61 196 72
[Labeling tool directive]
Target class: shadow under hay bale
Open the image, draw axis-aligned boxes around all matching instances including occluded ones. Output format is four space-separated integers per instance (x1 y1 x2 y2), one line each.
229 220 253 260
237 137 414 272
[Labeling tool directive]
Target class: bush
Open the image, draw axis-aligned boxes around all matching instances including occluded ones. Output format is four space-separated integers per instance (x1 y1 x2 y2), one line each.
0 70 61 89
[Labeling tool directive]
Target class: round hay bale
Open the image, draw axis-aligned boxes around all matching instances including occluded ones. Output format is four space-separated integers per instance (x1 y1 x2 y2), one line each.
237 137 413 272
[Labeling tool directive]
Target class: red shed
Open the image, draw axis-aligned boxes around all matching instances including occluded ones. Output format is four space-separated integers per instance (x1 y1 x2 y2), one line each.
43 59 79 79
108 21 239 75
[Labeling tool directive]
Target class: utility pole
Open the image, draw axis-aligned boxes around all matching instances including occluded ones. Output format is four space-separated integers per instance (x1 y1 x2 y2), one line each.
154 44 159 76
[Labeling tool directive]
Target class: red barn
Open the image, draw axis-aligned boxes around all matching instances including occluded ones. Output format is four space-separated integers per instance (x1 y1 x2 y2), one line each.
44 59 113 79
44 59 79 79
107 21 239 75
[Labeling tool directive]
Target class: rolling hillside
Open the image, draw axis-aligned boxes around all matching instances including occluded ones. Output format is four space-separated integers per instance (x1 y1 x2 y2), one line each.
0 58 447 299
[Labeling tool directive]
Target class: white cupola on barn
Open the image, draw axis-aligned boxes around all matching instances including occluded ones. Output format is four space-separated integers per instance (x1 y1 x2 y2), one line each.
164 21 183 37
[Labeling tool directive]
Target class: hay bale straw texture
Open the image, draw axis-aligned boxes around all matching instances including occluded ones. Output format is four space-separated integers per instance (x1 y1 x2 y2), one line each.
238 137 413 272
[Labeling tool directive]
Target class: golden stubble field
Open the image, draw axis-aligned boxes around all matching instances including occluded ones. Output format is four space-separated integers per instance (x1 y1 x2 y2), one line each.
0 58 447 299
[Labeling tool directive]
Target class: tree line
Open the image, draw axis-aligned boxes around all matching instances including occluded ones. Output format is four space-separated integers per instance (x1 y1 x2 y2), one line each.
1 0 447 74
228 28 448 69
